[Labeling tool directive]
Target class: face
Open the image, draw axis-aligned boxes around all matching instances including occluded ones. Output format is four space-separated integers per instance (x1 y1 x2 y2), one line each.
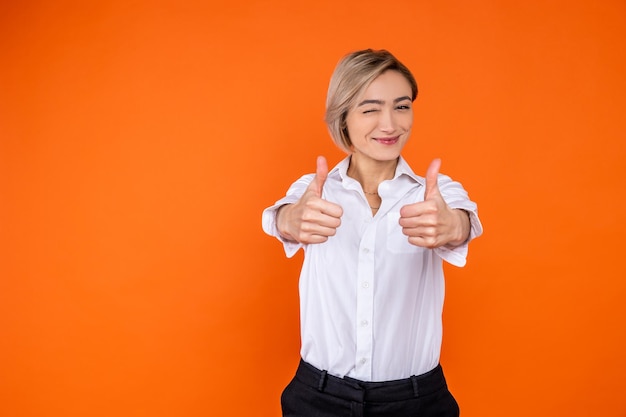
345 70 414 164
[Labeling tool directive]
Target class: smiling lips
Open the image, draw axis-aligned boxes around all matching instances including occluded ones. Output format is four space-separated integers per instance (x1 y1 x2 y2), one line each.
375 136 400 145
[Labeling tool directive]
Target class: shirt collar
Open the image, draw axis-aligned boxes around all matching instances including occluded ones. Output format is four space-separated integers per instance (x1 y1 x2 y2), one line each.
328 155 425 188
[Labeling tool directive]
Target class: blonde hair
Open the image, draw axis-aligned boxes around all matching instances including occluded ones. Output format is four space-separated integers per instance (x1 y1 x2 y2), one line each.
325 49 418 153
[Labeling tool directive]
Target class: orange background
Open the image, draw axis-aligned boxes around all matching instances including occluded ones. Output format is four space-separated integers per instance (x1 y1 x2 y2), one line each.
1 1 625 416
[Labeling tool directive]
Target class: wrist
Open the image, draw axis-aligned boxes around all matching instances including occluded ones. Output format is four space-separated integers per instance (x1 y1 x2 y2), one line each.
448 209 471 247
276 204 296 242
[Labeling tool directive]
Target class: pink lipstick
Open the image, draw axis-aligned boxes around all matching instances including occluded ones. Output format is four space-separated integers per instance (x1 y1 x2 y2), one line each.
375 136 399 145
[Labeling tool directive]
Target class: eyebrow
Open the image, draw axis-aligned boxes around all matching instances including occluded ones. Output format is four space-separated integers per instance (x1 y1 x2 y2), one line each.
357 96 412 107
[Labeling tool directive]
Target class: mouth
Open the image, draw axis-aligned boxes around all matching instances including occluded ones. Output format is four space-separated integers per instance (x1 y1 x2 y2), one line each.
374 136 400 145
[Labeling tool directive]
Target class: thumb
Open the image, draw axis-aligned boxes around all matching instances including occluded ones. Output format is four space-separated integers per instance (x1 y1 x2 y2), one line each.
311 155 328 197
424 158 441 200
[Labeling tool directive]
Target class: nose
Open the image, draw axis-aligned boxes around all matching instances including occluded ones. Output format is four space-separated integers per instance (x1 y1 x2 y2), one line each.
378 108 397 133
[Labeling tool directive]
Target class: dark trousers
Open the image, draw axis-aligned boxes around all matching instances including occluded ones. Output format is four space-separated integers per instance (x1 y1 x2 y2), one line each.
281 360 460 417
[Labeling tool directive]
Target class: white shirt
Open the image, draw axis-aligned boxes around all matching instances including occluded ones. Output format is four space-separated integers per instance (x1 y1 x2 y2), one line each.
262 156 483 382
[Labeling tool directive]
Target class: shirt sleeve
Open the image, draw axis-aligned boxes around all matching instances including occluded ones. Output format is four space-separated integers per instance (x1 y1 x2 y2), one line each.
432 174 484 267
261 174 314 258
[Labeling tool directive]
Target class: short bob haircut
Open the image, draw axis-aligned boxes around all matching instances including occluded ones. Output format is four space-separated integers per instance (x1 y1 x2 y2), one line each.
325 49 418 153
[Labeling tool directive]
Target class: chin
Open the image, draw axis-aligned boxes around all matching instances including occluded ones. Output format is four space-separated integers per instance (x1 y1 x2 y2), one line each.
373 153 402 163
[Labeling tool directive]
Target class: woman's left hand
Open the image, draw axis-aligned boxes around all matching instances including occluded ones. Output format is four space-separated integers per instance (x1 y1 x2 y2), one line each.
398 159 470 249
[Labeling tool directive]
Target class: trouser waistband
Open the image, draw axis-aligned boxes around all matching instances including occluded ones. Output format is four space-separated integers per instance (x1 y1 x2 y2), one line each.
294 359 448 403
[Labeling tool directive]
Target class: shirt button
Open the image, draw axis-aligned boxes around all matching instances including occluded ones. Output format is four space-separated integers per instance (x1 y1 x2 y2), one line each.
362 282 369 289
363 248 370 254
361 320 369 327
360 358 367 365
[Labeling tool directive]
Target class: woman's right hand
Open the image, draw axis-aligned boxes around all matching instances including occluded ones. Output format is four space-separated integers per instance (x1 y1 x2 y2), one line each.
276 156 343 244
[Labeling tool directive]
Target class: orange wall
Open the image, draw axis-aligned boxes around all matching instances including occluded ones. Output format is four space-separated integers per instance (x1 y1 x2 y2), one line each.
1 1 625 416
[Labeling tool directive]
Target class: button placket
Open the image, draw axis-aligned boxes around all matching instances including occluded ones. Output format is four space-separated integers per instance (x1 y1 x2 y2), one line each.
354 221 376 381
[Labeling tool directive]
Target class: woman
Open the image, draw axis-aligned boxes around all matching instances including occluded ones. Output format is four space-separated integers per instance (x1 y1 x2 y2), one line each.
262 49 483 417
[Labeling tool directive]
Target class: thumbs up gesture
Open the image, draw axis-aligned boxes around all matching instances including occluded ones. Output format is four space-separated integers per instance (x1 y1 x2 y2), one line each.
276 156 344 244
399 159 470 248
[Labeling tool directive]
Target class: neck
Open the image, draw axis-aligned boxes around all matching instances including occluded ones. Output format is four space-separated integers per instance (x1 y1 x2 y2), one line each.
347 155 398 193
